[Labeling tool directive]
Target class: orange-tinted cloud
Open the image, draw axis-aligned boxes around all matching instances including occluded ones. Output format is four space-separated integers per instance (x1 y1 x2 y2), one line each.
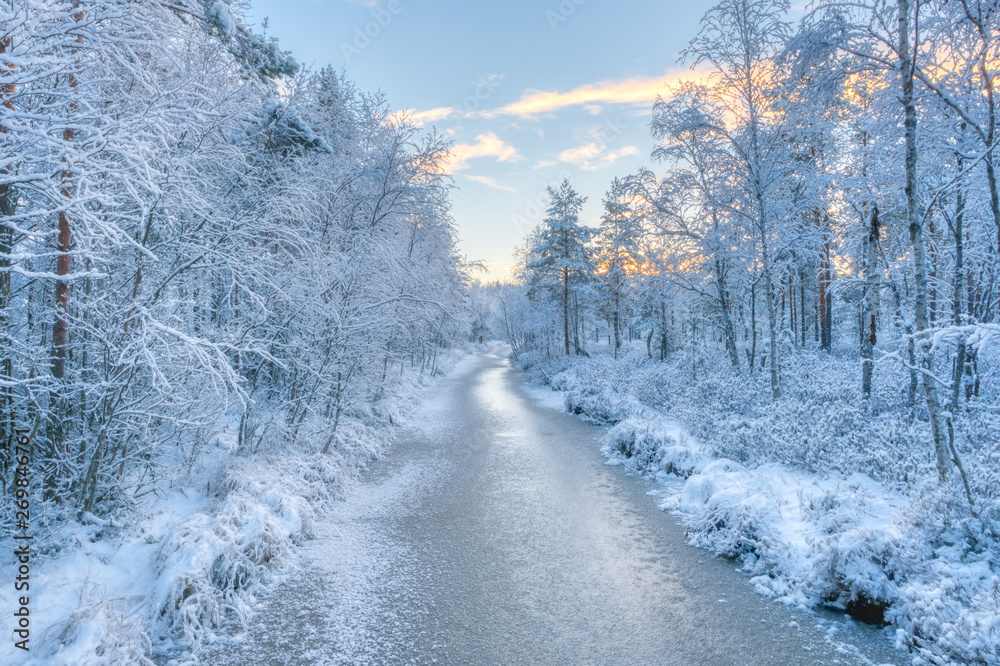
408 106 455 127
406 69 708 126
446 132 523 172
465 174 517 192
492 70 708 118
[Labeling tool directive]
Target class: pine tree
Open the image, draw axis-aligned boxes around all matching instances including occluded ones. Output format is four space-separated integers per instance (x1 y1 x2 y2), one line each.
527 179 593 356
595 178 643 358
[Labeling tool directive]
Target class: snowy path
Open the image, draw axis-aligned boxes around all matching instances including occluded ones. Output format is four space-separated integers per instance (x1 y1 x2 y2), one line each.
200 348 903 665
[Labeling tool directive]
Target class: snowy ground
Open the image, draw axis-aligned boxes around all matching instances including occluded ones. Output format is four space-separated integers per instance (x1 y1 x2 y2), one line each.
520 344 1000 666
0 346 480 665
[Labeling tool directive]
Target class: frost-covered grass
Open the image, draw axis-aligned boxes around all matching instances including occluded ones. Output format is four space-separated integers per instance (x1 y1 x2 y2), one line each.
524 342 1000 666
0 346 475 665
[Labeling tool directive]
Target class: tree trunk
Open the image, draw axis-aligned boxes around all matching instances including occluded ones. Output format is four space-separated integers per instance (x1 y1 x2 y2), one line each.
613 289 620 358
986 148 1000 258
714 256 740 369
818 215 833 352
0 33 15 461
929 216 939 323
660 303 668 361
747 281 757 371
788 274 795 348
899 0 950 481
799 268 807 347
981 49 1000 257
759 209 780 399
53 8 84 381
950 152 967 413
861 206 880 397
562 267 570 356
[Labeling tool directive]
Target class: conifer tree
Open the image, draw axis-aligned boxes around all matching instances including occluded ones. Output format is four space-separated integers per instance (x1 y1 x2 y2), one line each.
527 179 592 356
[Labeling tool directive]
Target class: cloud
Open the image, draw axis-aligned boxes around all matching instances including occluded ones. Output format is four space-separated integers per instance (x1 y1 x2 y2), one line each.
465 175 517 193
557 143 641 171
387 107 454 129
491 70 707 119
402 70 706 134
533 159 557 170
447 132 523 173
408 106 455 127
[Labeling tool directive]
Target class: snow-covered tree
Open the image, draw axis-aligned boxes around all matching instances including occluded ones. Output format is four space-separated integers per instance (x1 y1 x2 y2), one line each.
525 179 593 356
594 178 643 358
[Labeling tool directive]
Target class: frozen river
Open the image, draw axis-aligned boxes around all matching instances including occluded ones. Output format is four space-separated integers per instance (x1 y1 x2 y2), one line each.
201 347 903 665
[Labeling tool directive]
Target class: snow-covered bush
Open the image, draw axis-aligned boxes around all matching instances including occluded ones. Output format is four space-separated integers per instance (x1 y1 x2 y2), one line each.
153 481 311 650
604 417 712 477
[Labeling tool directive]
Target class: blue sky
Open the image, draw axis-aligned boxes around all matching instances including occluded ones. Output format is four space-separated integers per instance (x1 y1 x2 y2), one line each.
246 0 709 280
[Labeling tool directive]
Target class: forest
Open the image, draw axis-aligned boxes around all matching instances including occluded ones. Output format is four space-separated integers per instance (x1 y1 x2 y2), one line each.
475 0 1000 662
2 0 999 664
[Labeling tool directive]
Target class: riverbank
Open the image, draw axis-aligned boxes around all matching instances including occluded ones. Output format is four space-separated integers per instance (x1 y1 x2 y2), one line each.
520 344 1000 666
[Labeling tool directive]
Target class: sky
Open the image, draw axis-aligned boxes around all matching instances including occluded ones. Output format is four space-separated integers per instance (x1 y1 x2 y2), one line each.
245 0 709 281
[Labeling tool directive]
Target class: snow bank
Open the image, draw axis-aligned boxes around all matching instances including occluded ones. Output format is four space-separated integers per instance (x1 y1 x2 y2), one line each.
150 451 346 655
671 460 1000 665
604 416 713 477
